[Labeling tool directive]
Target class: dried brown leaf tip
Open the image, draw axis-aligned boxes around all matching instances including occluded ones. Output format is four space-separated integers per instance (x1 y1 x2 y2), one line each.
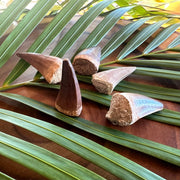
17 52 63 84
73 46 101 75
92 67 136 95
55 59 82 117
106 92 163 126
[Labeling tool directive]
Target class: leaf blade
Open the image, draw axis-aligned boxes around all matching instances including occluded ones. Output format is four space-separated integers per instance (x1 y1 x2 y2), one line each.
50 0 115 58
118 19 168 60
0 92 179 167
77 6 133 52
101 17 152 60
0 172 14 180
0 0 31 38
168 35 180 48
0 0 57 68
0 131 103 180
3 0 87 86
0 108 162 180
144 23 180 54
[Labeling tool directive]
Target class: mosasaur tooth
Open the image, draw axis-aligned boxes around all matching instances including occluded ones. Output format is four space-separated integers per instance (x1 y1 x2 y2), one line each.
17 52 63 84
106 92 164 126
92 67 136 95
55 59 82 117
73 46 101 75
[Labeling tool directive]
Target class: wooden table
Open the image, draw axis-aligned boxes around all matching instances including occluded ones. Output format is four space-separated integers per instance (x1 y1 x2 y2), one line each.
0 17 180 180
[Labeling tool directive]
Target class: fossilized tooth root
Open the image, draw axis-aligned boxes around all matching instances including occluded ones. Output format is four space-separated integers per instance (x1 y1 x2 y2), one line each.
73 46 101 75
55 59 82 117
106 92 164 126
17 52 63 84
92 67 136 95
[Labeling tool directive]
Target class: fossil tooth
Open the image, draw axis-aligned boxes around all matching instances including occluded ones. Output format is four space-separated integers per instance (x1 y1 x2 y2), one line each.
73 46 101 75
106 92 164 126
55 59 82 117
92 67 136 95
17 52 63 84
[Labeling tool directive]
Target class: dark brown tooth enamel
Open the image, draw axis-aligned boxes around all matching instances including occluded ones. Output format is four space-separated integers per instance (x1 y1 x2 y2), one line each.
106 92 164 126
17 52 63 84
55 59 82 117
92 67 136 95
73 46 101 75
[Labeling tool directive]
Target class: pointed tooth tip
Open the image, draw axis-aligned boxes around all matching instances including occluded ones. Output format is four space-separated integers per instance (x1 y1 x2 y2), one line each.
55 56 82 117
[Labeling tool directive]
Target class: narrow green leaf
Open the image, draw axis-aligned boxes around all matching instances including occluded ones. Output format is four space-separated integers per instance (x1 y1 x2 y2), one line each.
118 19 168 60
168 47 180 52
50 0 115 58
0 131 103 180
81 89 111 106
3 0 87 86
147 109 180 126
101 17 149 60
135 67 180 80
168 35 180 48
0 0 31 38
0 172 14 180
0 0 57 68
77 6 133 52
0 108 163 180
118 59 180 69
144 23 180 54
143 53 180 60
0 92 180 167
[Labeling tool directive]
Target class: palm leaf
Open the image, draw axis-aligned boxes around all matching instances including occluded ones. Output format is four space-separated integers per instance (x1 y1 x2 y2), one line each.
117 19 169 59
0 92 180 167
3 0 87 86
0 131 104 180
143 53 180 59
0 0 31 38
135 67 180 80
50 0 114 58
0 172 14 180
0 0 57 68
118 59 180 69
144 23 180 54
76 6 133 52
168 35 180 48
0 0 180 178
101 17 150 60
0 108 163 180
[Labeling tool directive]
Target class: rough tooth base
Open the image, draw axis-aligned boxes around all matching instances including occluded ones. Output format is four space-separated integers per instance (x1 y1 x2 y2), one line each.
106 93 132 126
73 58 98 75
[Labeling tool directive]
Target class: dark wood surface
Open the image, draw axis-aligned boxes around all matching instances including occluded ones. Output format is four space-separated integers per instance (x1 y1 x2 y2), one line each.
0 17 180 180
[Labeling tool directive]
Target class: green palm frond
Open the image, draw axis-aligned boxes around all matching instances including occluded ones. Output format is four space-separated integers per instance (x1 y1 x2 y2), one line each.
0 171 14 180
0 92 180 168
0 131 104 180
0 0 31 38
0 0 180 179
0 108 164 180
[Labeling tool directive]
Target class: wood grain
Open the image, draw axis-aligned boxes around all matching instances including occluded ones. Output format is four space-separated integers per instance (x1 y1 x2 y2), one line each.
0 16 180 180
